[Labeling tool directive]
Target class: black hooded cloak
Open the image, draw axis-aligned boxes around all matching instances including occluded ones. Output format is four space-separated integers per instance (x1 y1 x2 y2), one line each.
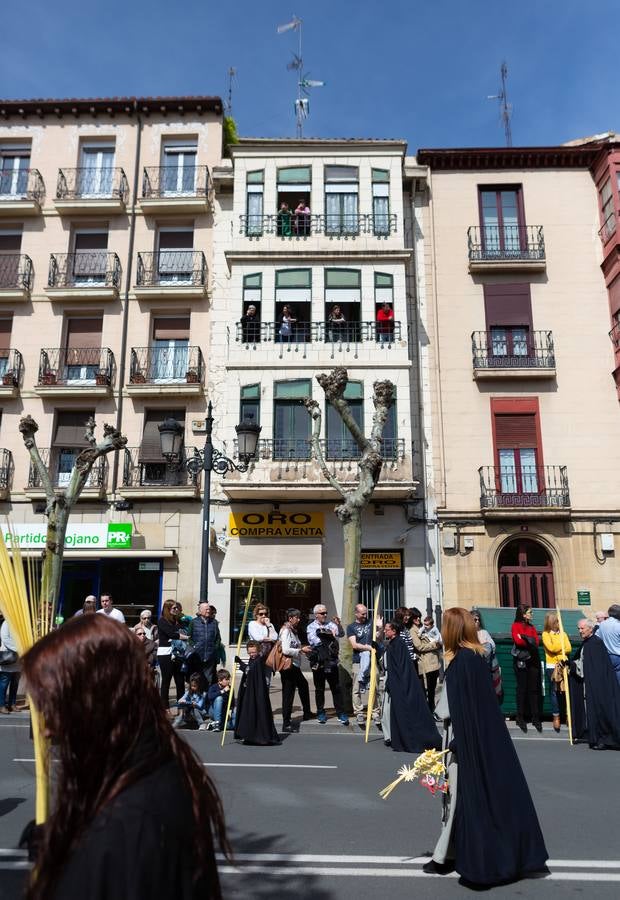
581 635 620 750
568 646 589 744
446 648 548 885
386 636 441 752
234 657 280 746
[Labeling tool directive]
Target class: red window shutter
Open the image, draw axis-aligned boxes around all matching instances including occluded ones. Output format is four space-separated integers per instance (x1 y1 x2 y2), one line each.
66 318 102 349
0 318 12 351
495 414 537 449
152 317 190 340
484 284 532 328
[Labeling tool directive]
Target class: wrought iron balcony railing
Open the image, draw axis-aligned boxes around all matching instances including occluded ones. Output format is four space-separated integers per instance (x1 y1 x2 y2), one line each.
0 349 24 387
609 321 620 351
479 465 570 510
467 225 545 262
38 347 114 386
0 167 44 202
28 448 107 490
239 213 397 238
0 254 33 291
142 165 211 199
0 448 11 491
136 251 207 288
233 437 406 463
56 167 129 202
471 331 555 369
129 346 204 385
48 252 122 289
599 213 618 245
122 446 201 489
235 320 402 346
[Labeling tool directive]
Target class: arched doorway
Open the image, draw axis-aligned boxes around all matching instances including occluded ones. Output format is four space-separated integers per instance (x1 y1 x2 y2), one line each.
498 539 555 608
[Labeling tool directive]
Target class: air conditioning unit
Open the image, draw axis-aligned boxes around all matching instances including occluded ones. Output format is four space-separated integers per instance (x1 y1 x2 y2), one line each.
442 529 456 551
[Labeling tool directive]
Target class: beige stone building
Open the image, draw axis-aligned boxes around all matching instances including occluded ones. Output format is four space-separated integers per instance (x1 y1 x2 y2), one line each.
416 144 620 612
0 95 222 620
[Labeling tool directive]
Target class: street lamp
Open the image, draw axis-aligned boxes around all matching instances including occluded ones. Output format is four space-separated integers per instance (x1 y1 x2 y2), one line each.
159 401 261 603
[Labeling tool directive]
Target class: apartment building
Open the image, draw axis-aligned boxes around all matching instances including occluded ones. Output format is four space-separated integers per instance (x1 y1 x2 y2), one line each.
0 95 223 618
207 139 425 641
417 142 620 611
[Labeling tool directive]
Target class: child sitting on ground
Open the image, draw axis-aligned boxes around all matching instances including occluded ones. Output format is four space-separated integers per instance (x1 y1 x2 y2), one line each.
173 673 207 729
205 669 235 732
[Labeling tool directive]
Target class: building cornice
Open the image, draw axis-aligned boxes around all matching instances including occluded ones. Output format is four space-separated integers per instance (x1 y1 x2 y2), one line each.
416 145 608 170
0 95 223 120
231 138 407 156
224 248 413 270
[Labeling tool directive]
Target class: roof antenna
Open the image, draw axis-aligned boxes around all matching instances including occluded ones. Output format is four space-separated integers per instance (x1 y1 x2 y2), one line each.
225 67 237 116
277 15 325 138
488 61 513 147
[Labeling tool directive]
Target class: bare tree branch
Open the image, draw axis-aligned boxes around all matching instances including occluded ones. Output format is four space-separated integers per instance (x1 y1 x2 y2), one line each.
19 415 55 503
317 368 369 451
304 399 347 499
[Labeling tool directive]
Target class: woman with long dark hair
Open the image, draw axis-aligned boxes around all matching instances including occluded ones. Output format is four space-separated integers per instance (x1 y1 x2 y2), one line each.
511 604 542 732
21 615 229 900
157 599 187 709
425 608 548 885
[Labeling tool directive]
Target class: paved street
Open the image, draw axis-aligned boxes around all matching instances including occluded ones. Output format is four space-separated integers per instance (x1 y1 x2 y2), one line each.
0 711 619 899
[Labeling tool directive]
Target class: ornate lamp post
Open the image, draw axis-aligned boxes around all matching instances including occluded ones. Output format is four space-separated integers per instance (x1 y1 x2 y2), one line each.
159 400 261 602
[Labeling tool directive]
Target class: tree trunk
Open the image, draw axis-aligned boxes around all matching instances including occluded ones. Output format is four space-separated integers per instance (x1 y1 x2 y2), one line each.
340 508 361 677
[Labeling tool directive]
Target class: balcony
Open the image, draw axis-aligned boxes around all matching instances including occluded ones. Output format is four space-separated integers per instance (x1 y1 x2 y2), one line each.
222 437 413 501
239 213 397 239
0 254 33 301
46 252 121 301
140 166 212 214
54 168 129 214
0 448 12 499
35 347 114 397
26 449 108 499
479 465 570 519
134 251 207 299
235 321 403 359
0 350 23 398
120 446 201 499
467 225 546 272
0 168 44 216
471 331 556 380
127 346 204 396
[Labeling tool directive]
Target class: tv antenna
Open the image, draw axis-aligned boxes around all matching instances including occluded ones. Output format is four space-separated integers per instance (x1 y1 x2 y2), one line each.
277 15 325 138
488 61 513 147
225 67 237 116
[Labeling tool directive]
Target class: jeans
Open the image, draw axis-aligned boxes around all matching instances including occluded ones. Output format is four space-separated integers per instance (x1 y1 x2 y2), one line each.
280 665 311 724
208 695 235 729
0 672 18 708
159 655 185 708
312 666 344 716
546 668 560 716
514 661 540 724
609 653 620 687
173 706 207 728
352 662 381 720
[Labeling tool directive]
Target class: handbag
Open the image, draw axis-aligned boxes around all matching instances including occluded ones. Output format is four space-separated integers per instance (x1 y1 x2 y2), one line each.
0 648 18 666
265 639 292 672
511 644 531 663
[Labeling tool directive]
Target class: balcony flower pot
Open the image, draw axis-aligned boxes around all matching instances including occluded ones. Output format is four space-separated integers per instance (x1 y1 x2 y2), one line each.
2 372 16 387
41 372 57 386
95 372 110 387
185 369 200 384
130 373 146 384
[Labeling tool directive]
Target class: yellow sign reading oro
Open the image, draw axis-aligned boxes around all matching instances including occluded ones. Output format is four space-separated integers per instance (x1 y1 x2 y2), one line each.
361 551 402 570
229 511 325 538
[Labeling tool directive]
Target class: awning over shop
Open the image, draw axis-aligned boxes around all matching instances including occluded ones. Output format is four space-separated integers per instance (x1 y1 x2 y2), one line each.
219 540 322 580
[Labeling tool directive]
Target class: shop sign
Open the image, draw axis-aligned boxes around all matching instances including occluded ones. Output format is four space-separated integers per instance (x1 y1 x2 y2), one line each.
577 590 591 607
4 523 133 550
139 562 161 571
361 551 402 570
229 511 324 538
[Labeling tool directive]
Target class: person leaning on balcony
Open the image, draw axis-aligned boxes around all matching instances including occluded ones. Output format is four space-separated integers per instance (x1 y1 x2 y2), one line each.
376 302 394 344
327 305 347 342
541 613 572 733
278 305 297 342
511 605 542 733
277 201 292 236
239 304 261 344
294 199 311 236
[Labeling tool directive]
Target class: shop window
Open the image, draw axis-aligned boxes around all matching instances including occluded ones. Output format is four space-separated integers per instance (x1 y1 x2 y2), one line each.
275 269 312 342
324 165 359 235
372 168 391 235
276 166 312 236
240 383 261 425
273 379 311 459
326 381 363 458
324 269 361 341
245 169 264 236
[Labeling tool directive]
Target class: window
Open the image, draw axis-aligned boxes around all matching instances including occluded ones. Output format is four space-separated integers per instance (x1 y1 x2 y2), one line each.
157 228 194 283
0 228 21 289
64 318 102 384
276 167 312 236
372 169 390 235
53 410 95 487
79 144 115 197
479 186 524 255
0 146 30 198
0 318 12 377
483 284 533 363
151 317 190 382
375 273 395 343
240 383 261 425
600 177 616 241
139 409 185 484
324 166 359 235
72 230 109 285
161 141 197 195
241 273 262 342
246 170 264 236
275 269 312 342
383 391 397 458
273 380 311 459
492 399 541 496
324 269 361 341
326 381 363 458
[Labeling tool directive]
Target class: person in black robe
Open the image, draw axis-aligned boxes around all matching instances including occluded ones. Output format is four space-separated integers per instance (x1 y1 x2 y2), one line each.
234 641 280 746
384 621 442 753
18 615 229 900
425 607 548 885
571 619 620 750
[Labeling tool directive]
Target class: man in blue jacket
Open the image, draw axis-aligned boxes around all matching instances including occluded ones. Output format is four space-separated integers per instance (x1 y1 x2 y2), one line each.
191 602 221 691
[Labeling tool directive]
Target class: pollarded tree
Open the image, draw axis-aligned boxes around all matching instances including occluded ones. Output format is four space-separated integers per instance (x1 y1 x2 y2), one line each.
304 367 395 678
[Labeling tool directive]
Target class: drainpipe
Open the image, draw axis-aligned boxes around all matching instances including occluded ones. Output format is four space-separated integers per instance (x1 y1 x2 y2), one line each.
112 99 142 493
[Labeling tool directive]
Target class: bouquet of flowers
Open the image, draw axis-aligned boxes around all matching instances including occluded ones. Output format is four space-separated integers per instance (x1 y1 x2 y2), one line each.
379 749 449 800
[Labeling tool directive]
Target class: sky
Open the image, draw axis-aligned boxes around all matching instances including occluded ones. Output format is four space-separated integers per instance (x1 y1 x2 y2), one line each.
0 0 617 151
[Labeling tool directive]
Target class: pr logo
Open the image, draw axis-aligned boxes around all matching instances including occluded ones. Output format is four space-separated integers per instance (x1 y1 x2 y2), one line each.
106 523 132 549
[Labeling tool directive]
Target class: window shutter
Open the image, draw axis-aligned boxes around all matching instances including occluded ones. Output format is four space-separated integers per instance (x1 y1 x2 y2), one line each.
495 414 537 449
0 318 12 351
140 409 185 463
66 318 102 348
74 231 108 251
484 284 532 328
53 411 94 447
152 317 190 340
158 230 193 249
0 233 21 252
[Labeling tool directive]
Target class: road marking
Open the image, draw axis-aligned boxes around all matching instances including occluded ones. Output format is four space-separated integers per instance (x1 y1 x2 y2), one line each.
0 850 27 857
216 853 620 868
203 763 338 769
217 865 620 881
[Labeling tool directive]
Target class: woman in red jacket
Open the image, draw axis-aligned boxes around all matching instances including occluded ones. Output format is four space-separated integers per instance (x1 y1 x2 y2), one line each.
511 605 542 733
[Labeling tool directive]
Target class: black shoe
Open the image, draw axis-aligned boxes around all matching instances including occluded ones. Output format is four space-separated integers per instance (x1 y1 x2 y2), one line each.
384 739 391 747
433 712 441 722
516 718 527 733
422 860 455 875
302 712 315 721
533 722 543 733
282 722 294 733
